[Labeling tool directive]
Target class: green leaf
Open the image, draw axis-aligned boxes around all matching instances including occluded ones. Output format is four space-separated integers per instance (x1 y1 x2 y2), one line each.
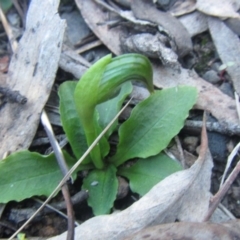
82 164 118 215
96 82 132 138
110 86 197 166
59 81 91 163
118 153 182 196
0 0 12 12
74 53 153 169
98 53 154 103
0 151 80 203
74 55 112 169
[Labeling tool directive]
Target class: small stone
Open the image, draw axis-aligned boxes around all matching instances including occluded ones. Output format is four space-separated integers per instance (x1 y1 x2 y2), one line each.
208 132 228 163
211 62 222 73
183 136 199 153
202 70 220 84
220 82 234 98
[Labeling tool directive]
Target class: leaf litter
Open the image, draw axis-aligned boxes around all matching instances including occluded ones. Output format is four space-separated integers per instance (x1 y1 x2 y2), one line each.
2 0 240 238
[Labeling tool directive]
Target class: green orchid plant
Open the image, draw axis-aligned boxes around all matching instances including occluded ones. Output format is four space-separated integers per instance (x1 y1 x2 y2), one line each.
0 54 197 215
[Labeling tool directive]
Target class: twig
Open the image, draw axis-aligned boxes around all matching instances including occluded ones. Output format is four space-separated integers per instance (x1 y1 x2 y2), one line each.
34 198 80 226
9 97 133 240
184 120 240 136
75 39 102 54
204 92 240 221
41 110 70 177
41 110 74 240
12 0 26 28
0 87 27 104
174 136 185 168
235 91 240 124
204 161 240 221
0 5 18 52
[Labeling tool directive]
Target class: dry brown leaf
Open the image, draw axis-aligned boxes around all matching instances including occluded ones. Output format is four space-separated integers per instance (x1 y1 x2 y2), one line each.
178 11 208 37
0 0 65 157
124 220 240 240
169 0 196 16
208 17 240 96
76 0 239 128
48 120 213 240
131 0 192 57
196 0 240 18
153 64 239 127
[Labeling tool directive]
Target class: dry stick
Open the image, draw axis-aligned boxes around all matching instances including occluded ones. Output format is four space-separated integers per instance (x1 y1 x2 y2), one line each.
12 0 25 28
204 161 240 221
75 39 102 54
203 92 240 221
41 110 74 240
41 110 70 176
174 136 186 169
9 97 133 240
33 198 80 226
0 5 18 52
184 120 240 136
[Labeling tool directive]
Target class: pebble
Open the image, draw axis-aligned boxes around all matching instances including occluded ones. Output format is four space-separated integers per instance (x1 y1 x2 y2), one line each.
208 132 229 163
202 70 220 84
183 136 199 153
219 82 234 98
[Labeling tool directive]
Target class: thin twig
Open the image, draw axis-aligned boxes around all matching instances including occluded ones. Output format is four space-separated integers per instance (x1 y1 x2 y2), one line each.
204 161 240 221
234 91 240 124
9 97 132 240
203 93 240 221
75 39 102 54
41 110 70 177
41 110 74 240
174 136 186 169
184 120 240 136
0 5 18 52
33 198 80 226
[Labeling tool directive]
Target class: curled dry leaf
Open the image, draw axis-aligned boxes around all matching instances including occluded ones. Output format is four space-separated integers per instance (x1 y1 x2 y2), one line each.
196 0 240 18
208 17 240 96
124 220 240 240
76 0 239 128
48 118 213 240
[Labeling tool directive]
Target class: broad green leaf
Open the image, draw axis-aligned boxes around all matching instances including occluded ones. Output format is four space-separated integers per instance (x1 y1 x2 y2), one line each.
59 81 91 163
118 153 182 196
0 150 83 203
0 0 12 12
96 82 132 138
110 87 197 166
82 164 118 215
74 55 112 169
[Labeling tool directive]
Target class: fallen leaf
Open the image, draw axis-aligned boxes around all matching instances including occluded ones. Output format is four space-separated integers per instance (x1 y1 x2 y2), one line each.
196 0 240 18
0 0 65 157
48 117 213 240
178 11 208 37
208 17 240 96
153 64 239 127
169 0 196 16
124 220 240 240
131 0 192 57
